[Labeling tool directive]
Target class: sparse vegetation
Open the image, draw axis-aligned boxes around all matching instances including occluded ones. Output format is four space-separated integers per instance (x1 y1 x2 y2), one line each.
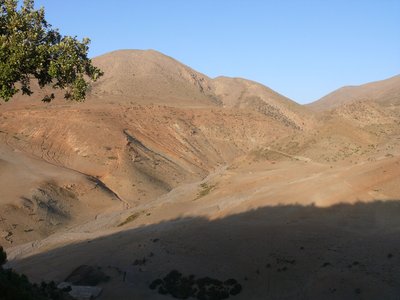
117 212 141 227
132 257 147 266
149 270 242 299
195 182 216 200
250 147 288 161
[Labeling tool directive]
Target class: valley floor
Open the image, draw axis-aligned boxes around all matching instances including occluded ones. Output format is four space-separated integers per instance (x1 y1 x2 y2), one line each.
5 154 400 300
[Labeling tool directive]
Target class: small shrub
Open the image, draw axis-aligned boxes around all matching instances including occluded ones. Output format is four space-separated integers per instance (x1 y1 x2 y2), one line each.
195 182 217 200
149 270 242 299
117 212 141 227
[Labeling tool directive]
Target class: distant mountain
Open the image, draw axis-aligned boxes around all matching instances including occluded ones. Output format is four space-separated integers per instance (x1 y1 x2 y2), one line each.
91 49 220 106
90 49 312 130
213 76 313 129
308 75 400 111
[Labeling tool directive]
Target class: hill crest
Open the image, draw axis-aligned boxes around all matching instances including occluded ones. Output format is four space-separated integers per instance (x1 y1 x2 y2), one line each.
309 75 400 111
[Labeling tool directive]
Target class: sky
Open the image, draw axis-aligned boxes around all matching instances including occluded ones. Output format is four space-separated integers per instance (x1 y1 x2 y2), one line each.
32 0 399 104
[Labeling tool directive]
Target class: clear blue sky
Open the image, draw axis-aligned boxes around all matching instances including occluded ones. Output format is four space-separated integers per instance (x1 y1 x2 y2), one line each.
33 0 399 104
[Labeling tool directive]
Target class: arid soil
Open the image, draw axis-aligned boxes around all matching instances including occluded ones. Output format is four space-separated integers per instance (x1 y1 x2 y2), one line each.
1 50 399 299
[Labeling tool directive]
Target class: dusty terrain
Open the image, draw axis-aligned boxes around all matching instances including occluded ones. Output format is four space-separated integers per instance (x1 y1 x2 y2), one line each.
1 50 399 299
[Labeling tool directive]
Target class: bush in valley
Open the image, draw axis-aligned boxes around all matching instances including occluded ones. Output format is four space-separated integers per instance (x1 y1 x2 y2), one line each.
149 270 242 299
117 212 141 227
0 246 6 266
0 246 73 300
195 182 217 200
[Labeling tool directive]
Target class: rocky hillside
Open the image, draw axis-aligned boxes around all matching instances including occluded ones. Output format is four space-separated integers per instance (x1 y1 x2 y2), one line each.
0 49 313 245
213 76 313 130
308 75 400 111
90 50 220 106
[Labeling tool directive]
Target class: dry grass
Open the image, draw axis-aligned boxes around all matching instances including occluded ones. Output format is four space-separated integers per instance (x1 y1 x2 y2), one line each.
117 212 141 227
194 182 216 200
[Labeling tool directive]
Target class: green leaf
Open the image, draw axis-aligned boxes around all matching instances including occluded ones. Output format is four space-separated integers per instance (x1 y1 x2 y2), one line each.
0 0 103 102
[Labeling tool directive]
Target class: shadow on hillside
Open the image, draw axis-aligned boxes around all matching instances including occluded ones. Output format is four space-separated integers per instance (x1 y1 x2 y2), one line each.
8 200 400 299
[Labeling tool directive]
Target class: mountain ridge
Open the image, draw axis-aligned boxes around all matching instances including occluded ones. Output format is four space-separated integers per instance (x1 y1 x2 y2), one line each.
89 49 313 130
308 74 400 111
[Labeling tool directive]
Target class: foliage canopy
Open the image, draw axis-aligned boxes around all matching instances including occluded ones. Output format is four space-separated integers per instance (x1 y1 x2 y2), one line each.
0 0 103 102
0 246 73 300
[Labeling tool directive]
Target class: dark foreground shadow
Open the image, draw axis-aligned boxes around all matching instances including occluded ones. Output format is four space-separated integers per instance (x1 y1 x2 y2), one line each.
7 200 400 300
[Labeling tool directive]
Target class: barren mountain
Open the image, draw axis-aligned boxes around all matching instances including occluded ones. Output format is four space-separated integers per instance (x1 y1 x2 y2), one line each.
91 50 314 130
309 74 400 111
1 50 400 300
0 49 307 245
283 75 400 165
213 76 314 130
91 49 220 106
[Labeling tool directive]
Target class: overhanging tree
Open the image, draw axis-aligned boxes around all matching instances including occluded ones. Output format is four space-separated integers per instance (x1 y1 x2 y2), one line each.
0 0 103 102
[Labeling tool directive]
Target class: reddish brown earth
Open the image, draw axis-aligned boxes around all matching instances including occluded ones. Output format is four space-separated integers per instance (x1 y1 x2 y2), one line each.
1 50 400 299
